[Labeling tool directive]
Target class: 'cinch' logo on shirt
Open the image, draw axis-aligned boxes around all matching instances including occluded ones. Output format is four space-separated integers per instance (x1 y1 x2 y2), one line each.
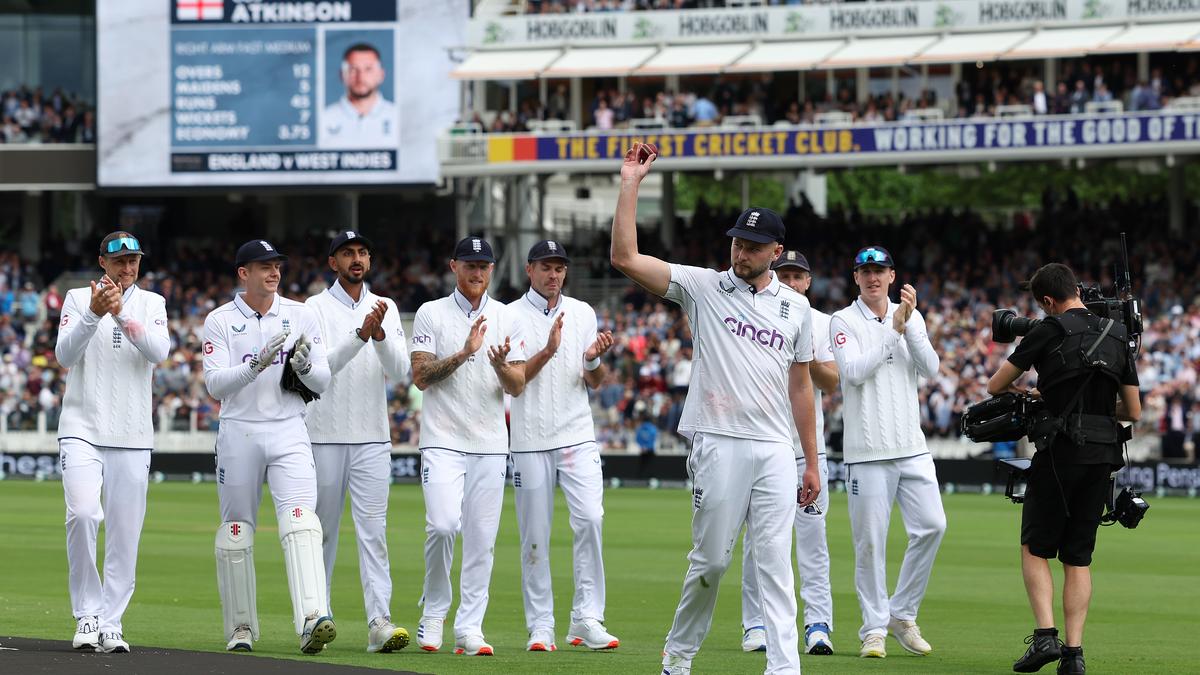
723 316 785 350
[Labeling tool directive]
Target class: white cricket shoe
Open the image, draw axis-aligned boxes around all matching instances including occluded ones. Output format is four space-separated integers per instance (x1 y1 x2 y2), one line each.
566 618 619 650
72 616 99 650
454 634 494 656
742 625 767 652
416 617 443 652
860 633 887 658
367 617 409 653
804 622 833 655
226 625 253 652
662 654 692 674
300 614 337 655
526 629 557 652
96 632 130 653
888 616 932 655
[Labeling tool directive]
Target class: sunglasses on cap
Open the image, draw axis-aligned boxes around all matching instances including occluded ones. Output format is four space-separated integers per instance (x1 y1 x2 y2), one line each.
104 236 143 255
855 248 891 266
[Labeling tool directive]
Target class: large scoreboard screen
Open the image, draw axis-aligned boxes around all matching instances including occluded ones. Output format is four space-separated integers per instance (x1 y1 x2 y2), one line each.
98 0 466 187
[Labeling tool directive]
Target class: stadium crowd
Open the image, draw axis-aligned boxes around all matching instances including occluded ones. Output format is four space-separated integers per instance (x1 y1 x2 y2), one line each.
1 199 1196 459
0 85 95 144
469 55 1198 134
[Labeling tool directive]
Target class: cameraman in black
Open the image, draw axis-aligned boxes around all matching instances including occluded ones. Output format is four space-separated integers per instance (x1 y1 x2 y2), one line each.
986 263 1141 675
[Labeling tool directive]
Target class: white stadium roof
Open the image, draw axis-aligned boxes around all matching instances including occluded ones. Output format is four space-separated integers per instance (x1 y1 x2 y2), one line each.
541 46 658 78
452 22 1200 80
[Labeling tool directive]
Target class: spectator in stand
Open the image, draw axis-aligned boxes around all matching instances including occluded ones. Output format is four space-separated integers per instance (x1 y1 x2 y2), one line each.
1132 81 1161 111
1093 83 1113 104
1032 81 1048 115
1052 82 1072 114
668 99 691 128
594 97 615 130
14 99 37 135
692 93 718 126
1069 80 1089 114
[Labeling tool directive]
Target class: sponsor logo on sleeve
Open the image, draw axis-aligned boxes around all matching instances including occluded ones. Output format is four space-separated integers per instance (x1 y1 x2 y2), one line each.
204 341 214 355
834 332 847 347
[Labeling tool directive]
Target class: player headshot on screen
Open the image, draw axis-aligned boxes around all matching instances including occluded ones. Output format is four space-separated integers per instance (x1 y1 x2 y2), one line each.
321 42 397 149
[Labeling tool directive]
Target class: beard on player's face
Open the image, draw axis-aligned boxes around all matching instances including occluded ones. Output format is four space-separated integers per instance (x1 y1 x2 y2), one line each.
453 261 492 299
733 259 771 281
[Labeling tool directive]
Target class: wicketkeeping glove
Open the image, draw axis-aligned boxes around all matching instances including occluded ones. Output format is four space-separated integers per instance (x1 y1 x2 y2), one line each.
289 334 313 375
248 330 288 375
281 356 320 403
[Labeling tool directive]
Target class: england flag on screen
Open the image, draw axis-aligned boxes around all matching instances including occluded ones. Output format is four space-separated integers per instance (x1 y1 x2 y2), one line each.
176 0 224 21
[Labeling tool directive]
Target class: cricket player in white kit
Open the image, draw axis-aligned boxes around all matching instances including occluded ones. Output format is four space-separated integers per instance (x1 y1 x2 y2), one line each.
410 237 526 657
741 251 838 657
57 232 170 654
829 246 946 659
203 239 336 655
306 231 410 654
610 143 822 675
508 240 619 653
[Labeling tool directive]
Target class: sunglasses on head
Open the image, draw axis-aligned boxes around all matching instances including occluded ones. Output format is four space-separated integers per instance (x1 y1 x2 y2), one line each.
855 248 890 266
105 237 142 255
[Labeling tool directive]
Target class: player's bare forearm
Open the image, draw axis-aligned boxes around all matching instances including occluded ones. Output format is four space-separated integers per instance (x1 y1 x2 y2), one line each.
811 359 839 393
522 346 554 384
583 362 608 389
610 181 671 297
411 351 467 390
494 360 526 396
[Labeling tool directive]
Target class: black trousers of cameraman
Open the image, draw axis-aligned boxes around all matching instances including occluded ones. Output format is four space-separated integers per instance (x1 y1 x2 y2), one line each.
1021 453 1111 567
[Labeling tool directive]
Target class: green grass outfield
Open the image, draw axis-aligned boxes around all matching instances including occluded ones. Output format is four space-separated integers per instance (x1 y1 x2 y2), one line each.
1 481 1196 674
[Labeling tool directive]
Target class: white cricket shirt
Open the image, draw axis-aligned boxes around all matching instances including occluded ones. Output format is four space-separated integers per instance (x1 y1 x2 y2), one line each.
663 264 813 445
508 289 599 452
56 284 171 449
830 298 940 464
410 289 526 455
319 96 398 149
791 307 833 458
203 293 330 423
304 282 410 445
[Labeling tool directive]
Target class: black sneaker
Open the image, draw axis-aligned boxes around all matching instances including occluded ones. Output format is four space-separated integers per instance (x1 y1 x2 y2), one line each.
1014 628 1063 673
1057 646 1085 675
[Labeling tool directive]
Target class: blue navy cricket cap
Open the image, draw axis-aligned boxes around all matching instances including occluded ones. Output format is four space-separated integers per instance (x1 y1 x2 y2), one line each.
453 236 495 263
853 245 894 270
328 230 373 257
527 240 570 263
726 207 786 245
235 239 288 267
772 250 810 271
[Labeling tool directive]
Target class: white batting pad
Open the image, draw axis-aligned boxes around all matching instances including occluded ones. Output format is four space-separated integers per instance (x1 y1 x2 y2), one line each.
277 506 329 634
215 521 259 640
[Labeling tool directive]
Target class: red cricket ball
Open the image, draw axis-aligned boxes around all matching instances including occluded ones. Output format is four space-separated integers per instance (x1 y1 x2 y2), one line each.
637 143 658 164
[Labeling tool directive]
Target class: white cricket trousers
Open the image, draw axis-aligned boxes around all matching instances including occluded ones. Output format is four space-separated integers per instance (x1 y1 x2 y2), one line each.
215 417 317 525
419 448 506 638
664 432 800 675
743 453 833 631
61 439 150 634
313 442 393 623
846 453 946 640
511 441 606 633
